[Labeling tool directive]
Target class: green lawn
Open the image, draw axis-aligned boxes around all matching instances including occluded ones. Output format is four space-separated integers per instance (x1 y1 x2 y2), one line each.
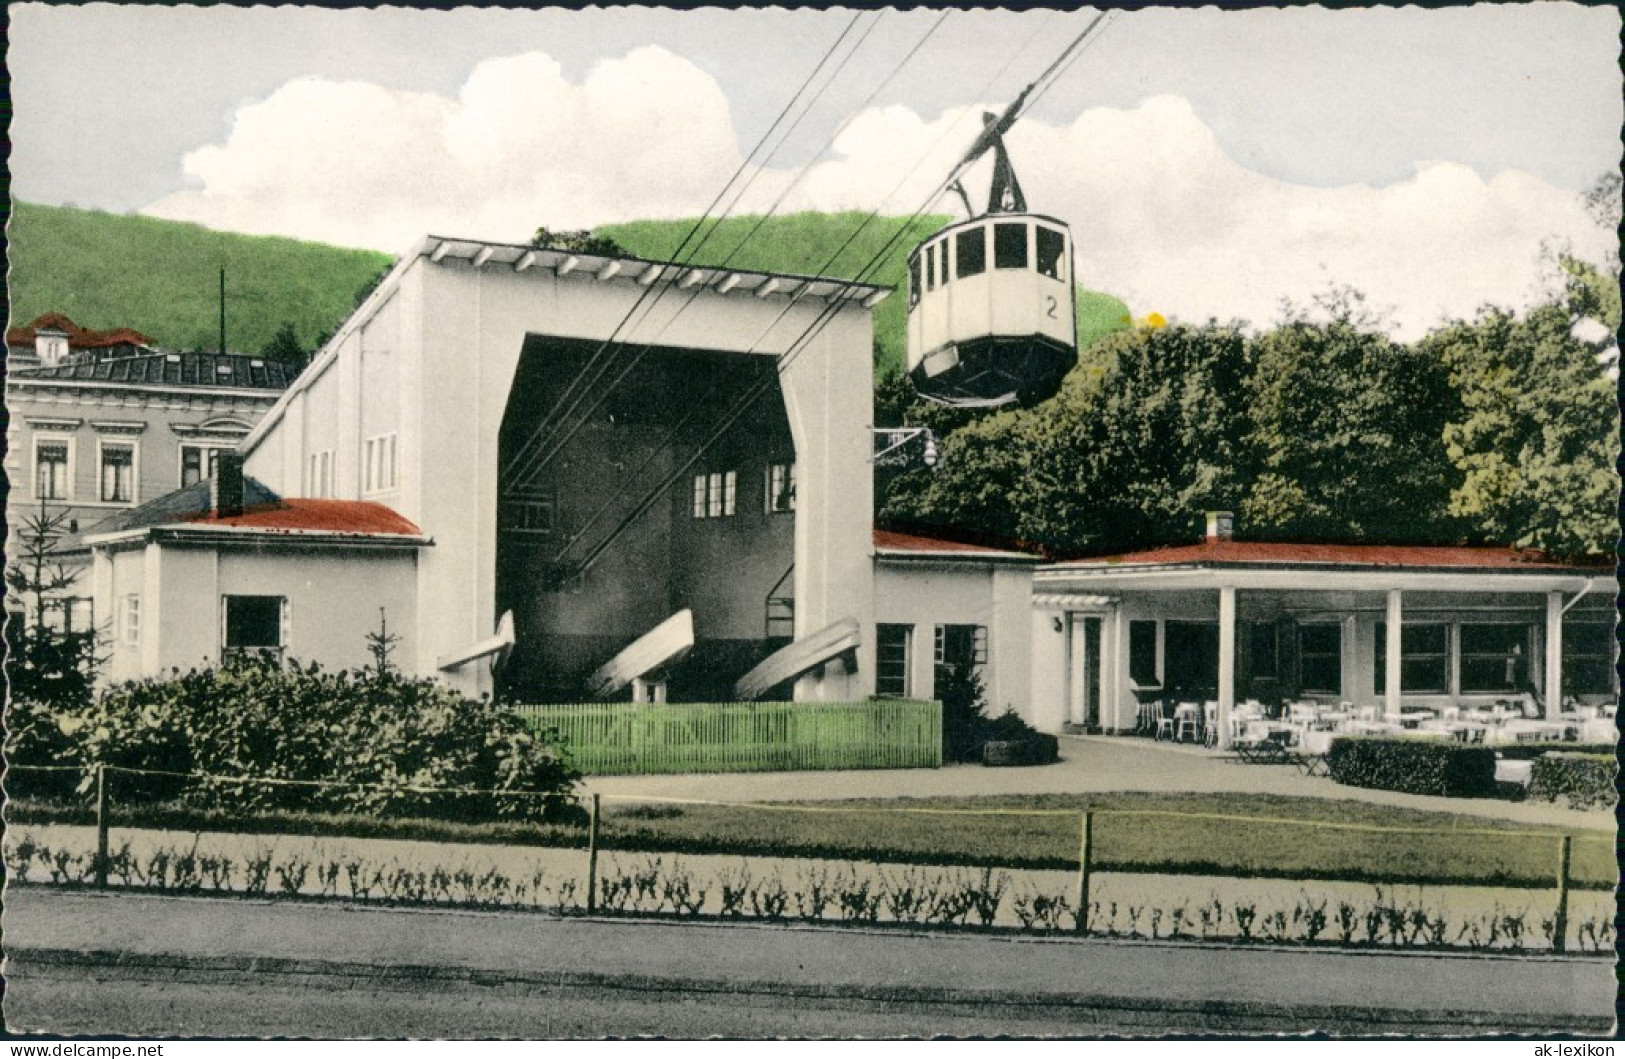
13 790 1611 891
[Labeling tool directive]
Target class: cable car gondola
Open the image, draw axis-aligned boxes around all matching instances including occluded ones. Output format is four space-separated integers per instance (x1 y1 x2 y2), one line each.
905 110 1077 409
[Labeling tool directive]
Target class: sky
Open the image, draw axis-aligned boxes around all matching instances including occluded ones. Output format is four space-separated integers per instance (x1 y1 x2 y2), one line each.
10 3 1622 337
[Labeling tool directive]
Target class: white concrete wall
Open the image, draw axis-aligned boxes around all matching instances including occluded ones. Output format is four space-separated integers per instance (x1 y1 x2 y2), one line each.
246 253 880 698
873 560 1033 713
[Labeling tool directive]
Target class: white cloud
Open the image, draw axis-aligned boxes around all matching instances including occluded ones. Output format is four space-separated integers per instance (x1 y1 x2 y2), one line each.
145 56 1610 339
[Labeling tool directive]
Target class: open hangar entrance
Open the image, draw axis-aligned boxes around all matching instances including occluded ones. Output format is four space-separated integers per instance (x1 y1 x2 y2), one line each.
496 334 797 702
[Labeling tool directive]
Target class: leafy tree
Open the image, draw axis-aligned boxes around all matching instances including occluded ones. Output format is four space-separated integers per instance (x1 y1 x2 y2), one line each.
257 321 309 365
1242 291 1460 542
1423 302 1616 557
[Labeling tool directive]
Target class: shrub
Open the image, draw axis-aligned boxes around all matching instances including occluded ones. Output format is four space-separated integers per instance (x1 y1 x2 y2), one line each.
49 658 579 822
1493 742 1616 761
938 662 1055 766
1326 736 1496 798
1528 753 1616 810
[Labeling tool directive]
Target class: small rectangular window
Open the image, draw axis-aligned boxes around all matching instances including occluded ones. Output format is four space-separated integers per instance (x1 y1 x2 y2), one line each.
123 595 141 645
35 439 70 500
876 624 912 697
692 474 708 519
766 462 796 513
180 445 225 489
224 595 285 662
924 245 936 292
938 240 949 285
1298 624 1342 695
955 227 986 279
693 470 738 519
1563 621 1618 697
908 255 921 308
994 222 1029 269
100 443 136 503
722 470 736 516
1460 623 1530 694
1036 226 1066 281
934 623 988 667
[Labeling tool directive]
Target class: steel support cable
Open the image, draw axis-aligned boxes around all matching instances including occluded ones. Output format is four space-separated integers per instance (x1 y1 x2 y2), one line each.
499 10 871 481
503 11 903 490
509 13 951 492
558 15 1105 573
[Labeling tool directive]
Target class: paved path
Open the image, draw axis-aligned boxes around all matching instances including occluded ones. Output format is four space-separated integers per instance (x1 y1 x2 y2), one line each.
583 734 1612 830
3 889 1613 1038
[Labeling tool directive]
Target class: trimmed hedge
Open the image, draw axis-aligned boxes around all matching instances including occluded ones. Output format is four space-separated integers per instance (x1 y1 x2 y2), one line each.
1528 753 1617 810
1492 742 1616 761
1326 736 1497 798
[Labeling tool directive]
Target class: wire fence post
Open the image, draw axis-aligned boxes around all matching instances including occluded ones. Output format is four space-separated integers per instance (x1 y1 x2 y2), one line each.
94 765 110 890
1552 834 1573 954
586 792 602 915
1075 809 1093 935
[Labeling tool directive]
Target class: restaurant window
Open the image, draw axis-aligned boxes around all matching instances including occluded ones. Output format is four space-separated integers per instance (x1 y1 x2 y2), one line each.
766 461 795 514
223 595 286 663
35 438 72 500
955 226 986 279
180 445 226 489
100 442 136 503
1563 621 1618 697
1129 620 1159 685
1246 622 1279 680
1459 623 1529 694
1297 624 1342 695
1372 623 1449 694
994 222 1029 270
691 470 736 519
876 624 912 698
1036 226 1066 281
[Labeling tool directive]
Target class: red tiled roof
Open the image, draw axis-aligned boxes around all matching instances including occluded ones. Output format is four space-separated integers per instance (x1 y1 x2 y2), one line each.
182 499 424 538
873 529 1037 560
1057 539 1611 572
6 312 155 350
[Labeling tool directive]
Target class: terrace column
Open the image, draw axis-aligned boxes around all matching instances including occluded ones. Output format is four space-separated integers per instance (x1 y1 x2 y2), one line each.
1384 589 1403 720
1544 590 1563 719
1217 586 1236 749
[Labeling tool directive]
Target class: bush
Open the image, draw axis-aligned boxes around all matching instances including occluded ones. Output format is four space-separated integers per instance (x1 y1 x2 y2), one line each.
1528 754 1616 810
48 658 579 823
1492 742 1616 761
937 662 1054 766
1326 737 1497 798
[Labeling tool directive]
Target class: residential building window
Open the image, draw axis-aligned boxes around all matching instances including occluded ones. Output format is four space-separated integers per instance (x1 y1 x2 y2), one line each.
876 624 912 698
1373 623 1449 694
1129 620 1159 685
42 597 94 634
691 470 736 519
1563 621 1618 697
1297 624 1342 695
180 445 226 489
123 595 141 646
766 461 795 514
35 438 71 500
100 442 136 503
1459 623 1530 694
934 624 988 667
307 451 334 498
364 433 399 493
223 595 286 662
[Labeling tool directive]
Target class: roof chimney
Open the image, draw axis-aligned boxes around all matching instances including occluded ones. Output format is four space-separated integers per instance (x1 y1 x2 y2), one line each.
211 451 245 518
1205 510 1235 542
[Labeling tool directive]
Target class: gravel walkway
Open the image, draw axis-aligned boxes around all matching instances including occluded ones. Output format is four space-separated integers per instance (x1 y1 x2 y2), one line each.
582 734 1613 831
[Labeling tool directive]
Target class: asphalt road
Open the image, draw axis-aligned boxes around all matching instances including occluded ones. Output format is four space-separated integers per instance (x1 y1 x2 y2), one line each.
4 889 1615 1039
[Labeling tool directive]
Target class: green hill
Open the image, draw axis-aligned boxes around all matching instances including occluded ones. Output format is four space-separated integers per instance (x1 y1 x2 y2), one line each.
7 202 394 355
7 203 1130 377
598 213 1131 377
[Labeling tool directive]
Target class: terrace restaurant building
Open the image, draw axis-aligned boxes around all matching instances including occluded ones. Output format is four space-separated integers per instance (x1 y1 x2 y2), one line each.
1027 513 1616 747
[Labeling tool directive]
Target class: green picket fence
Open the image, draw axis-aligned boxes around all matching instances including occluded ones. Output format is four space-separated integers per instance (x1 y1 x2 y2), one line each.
512 699 942 775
